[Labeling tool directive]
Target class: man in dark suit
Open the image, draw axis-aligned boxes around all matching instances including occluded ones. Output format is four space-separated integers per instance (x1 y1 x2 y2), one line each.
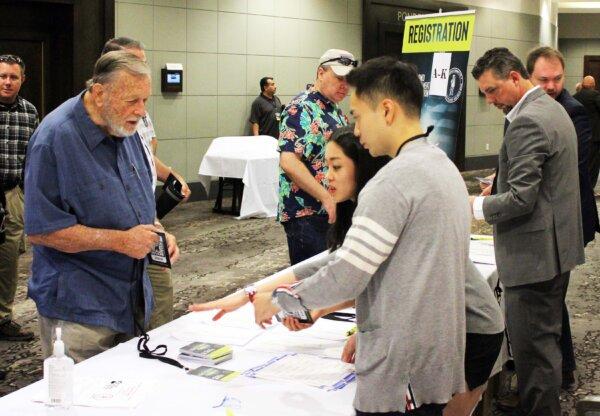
574 75 600 187
527 46 600 389
471 48 585 416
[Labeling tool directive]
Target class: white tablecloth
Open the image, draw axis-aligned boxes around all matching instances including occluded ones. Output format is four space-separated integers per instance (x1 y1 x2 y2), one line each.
198 136 280 219
0 241 504 415
0 305 357 415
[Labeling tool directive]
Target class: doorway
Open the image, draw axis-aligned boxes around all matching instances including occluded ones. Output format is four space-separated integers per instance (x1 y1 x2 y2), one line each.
584 56 600 92
0 0 114 118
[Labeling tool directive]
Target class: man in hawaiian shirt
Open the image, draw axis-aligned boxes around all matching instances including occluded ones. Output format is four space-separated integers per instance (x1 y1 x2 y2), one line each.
278 49 356 265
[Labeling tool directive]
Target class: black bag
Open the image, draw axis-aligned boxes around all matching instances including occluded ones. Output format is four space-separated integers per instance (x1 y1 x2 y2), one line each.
155 173 184 220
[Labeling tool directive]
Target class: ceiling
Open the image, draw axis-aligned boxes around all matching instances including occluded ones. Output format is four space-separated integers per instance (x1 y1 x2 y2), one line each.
558 1 600 13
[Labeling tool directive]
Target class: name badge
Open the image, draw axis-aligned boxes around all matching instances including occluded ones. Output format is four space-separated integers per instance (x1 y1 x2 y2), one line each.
148 232 171 268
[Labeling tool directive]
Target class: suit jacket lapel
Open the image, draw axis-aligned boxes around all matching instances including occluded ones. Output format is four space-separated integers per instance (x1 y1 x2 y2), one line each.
510 87 546 120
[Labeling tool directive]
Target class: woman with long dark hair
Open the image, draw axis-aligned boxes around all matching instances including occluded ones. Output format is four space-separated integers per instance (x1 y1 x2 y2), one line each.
188 125 390 321
326 126 391 252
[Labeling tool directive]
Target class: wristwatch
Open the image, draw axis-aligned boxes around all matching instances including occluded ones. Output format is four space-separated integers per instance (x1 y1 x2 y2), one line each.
244 284 257 303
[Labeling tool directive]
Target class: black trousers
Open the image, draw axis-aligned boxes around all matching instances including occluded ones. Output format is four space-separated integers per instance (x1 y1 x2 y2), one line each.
560 272 576 374
588 140 600 188
504 272 569 416
355 403 445 416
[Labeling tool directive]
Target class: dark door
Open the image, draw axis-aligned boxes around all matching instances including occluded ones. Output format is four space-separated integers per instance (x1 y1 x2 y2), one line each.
584 56 600 92
377 22 405 59
363 0 466 60
0 38 46 117
0 0 115 118
0 1 74 118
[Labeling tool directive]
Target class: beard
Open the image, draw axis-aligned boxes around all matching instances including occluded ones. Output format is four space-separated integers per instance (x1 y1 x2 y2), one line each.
101 99 139 137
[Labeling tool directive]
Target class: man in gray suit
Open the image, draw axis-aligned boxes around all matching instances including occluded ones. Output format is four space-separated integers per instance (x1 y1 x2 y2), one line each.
470 48 585 416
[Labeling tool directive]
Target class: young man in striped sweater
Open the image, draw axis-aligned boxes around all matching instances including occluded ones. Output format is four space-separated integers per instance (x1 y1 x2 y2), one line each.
253 57 472 415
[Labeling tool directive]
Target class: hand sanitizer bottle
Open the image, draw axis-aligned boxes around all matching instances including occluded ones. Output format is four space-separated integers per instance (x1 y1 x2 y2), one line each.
44 327 74 408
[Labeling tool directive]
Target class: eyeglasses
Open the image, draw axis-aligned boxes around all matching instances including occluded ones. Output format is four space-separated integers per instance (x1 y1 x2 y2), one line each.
321 57 358 67
0 55 24 66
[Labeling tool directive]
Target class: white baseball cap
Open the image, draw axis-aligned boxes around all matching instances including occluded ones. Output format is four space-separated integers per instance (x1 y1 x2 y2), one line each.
318 49 357 77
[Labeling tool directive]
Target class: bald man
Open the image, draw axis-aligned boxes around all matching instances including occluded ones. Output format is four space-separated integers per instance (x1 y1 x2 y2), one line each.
583 75 596 89
575 75 600 187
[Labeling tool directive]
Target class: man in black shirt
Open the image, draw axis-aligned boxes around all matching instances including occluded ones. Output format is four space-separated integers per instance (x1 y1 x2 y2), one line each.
249 76 282 138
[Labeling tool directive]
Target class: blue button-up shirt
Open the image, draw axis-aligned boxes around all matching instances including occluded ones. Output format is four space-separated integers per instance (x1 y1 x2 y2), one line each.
24 93 156 334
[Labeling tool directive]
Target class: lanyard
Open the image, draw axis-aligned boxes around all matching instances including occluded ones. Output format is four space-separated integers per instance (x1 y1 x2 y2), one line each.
131 260 189 371
395 125 434 157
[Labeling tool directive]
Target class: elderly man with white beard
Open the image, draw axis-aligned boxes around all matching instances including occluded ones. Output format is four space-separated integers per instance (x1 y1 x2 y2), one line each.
24 50 179 362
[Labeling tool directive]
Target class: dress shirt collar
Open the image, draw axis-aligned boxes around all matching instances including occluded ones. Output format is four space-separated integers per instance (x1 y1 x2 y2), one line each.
505 85 540 123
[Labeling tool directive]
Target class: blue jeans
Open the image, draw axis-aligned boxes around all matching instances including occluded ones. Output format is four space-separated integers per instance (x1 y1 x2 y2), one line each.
282 215 329 265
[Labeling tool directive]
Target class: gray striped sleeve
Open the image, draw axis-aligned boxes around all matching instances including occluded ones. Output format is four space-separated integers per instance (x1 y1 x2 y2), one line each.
292 251 334 280
288 178 408 311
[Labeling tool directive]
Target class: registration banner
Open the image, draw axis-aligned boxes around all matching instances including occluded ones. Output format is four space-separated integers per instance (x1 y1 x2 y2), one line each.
401 10 475 162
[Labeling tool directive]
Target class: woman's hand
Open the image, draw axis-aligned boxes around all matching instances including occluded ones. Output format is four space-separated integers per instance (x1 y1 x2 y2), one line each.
188 290 248 321
281 309 323 331
253 292 280 329
341 333 356 363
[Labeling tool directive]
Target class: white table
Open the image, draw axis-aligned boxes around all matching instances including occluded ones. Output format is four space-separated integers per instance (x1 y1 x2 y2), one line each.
0 305 357 415
198 136 280 219
0 242 503 415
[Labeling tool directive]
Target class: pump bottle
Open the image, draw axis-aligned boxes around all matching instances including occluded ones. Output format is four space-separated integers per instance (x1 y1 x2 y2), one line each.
44 327 74 407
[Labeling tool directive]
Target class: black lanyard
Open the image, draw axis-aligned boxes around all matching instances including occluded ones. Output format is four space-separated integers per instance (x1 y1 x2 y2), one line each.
395 125 434 157
132 260 189 371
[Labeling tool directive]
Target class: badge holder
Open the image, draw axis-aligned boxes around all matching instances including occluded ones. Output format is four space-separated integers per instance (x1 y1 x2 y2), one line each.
148 232 171 268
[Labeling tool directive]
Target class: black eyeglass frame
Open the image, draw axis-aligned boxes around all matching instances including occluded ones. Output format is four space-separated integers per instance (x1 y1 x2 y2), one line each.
320 57 358 68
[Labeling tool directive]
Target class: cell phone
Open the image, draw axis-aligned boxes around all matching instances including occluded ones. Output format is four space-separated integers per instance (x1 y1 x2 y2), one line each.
275 309 314 324
272 286 314 324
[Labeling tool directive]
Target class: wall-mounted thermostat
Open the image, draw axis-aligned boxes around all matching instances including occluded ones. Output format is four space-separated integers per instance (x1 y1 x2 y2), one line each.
161 63 183 93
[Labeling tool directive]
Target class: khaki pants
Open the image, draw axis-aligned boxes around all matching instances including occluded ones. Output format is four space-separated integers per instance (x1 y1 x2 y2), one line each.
0 186 24 321
147 263 173 330
38 314 132 363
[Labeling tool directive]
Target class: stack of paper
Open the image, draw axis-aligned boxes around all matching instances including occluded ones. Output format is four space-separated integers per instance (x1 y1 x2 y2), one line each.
179 341 233 365
469 238 496 265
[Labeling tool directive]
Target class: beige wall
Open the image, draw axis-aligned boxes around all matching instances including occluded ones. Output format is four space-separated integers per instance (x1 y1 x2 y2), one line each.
559 14 600 39
116 0 560 177
558 14 600 94
458 3 557 161
115 0 362 184
559 38 600 94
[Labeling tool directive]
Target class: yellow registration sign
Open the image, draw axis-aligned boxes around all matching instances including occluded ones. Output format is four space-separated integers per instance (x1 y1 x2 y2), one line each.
403 13 475 53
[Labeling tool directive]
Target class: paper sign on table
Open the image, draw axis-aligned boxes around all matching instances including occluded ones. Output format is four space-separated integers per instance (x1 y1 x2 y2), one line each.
244 353 355 390
34 378 155 408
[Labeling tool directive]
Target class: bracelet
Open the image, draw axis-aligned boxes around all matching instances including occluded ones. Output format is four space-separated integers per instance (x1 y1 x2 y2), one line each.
244 285 257 303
